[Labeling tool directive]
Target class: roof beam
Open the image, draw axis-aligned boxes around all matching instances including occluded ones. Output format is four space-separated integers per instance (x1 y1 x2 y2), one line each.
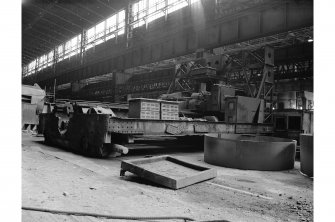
23 46 51 57
71 1 105 20
40 16 79 35
22 58 33 65
30 23 72 40
53 3 95 26
96 0 117 13
23 47 42 55
22 53 36 61
26 28 64 44
22 58 35 65
22 54 35 61
30 3 83 29
24 9 80 34
23 2 55 32
23 49 44 60
24 32 59 47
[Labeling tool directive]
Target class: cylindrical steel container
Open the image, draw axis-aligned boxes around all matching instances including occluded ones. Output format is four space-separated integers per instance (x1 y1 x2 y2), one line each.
204 134 296 171
300 134 313 177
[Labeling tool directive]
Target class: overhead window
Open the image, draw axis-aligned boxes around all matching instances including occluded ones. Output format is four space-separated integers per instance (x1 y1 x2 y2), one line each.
117 10 126 35
64 40 72 59
105 10 126 39
106 14 117 40
23 66 28 76
70 37 77 56
73 35 80 55
28 60 36 75
57 45 64 62
77 34 82 53
147 0 165 23
130 0 199 27
95 21 105 45
167 0 188 14
47 50 54 67
132 0 146 28
86 26 95 50
38 54 47 71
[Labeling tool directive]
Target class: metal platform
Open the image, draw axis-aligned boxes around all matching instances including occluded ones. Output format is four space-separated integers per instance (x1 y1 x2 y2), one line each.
120 155 217 189
40 112 273 158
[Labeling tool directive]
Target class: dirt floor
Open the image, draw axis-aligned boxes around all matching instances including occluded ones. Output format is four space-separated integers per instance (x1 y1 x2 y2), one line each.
22 132 313 222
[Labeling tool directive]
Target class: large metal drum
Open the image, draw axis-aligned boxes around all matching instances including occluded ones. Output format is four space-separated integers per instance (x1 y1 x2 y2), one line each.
300 134 313 177
204 134 296 171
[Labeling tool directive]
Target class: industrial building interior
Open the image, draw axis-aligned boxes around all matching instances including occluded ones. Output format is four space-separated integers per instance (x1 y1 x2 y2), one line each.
17 0 320 221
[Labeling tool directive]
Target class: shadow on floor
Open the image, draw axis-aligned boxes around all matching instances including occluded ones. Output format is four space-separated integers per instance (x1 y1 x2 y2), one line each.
120 174 167 189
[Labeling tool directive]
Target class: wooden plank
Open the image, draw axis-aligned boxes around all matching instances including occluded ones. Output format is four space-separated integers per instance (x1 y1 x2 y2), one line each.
120 155 217 189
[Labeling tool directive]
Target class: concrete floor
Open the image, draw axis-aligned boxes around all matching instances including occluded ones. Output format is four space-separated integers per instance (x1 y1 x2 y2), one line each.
22 133 313 222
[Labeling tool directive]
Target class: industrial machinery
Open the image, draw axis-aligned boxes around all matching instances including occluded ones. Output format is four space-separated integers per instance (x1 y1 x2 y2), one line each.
160 47 275 123
22 84 46 131
40 100 272 157
39 47 275 158
273 91 313 144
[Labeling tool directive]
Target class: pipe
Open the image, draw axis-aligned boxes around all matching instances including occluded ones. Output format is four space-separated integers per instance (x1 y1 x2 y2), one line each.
22 206 194 221
112 143 129 154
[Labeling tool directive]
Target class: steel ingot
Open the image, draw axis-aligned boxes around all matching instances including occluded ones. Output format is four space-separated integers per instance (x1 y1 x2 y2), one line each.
300 134 313 177
204 134 296 171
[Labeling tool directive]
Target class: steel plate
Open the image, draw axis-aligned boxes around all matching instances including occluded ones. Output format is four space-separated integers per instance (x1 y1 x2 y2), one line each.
204 133 296 171
300 134 313 177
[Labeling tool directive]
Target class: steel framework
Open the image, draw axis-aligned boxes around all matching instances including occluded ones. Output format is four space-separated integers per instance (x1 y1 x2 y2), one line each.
23 0 313 88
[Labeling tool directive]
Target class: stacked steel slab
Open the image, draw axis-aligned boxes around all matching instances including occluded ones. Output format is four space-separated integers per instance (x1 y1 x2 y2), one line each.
128 98 179 120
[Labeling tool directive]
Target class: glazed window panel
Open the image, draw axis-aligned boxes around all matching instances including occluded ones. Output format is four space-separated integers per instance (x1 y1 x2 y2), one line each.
86 26 95 44
85 27 95 50
28 60 36 74
47 50 54 67
57 45 64 62
106 14 117 33
38 54 47 70
65 39 72 56
132 0 146 28
95 21 105 41
147 0 165 23
77 34 82 54
118 10 126 35
47 51 54 63
167 0 188 14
